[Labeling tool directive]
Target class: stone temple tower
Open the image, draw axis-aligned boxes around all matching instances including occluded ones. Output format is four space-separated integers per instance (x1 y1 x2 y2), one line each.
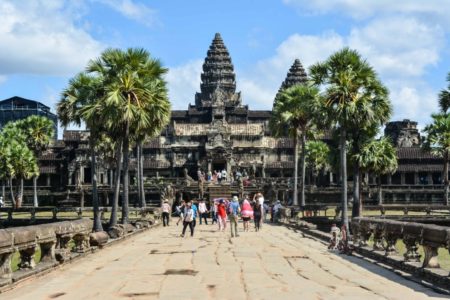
195 33 241 109
274 59 308 102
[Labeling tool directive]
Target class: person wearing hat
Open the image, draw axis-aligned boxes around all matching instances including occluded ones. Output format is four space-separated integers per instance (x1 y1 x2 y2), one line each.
161 199 171 227
217 198 227 231
241 195 253 232
229 196 241 237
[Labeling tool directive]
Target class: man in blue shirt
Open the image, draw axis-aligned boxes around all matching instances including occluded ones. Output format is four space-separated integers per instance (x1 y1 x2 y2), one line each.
229 196 241 237
191 200 198 228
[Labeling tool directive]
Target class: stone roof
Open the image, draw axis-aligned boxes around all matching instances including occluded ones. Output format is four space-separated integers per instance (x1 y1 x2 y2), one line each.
396 147 438 160
247 111 272 118
280 59 308 91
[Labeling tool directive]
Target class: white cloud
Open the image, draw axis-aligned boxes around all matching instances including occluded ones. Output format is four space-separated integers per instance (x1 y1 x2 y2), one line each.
348 17 444 78
0 76 6 85
96 0 159 27
0 0 103 77
238 32 344 108
283 0 450 23
165 60 203 109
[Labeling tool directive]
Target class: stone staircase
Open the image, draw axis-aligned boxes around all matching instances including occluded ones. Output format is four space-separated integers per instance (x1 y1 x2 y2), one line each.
207 184 233 200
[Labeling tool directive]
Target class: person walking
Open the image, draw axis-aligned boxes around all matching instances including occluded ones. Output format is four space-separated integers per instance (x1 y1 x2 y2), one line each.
198 199 209 225
217 170 222 184
253 192 265 228
229 196 240 237
176 200 185 226
211 200 218 224
181 201 195 237
241 195 253 232
161 200 171 227
217 199 227 231
253 201 262 232
191 199 198 228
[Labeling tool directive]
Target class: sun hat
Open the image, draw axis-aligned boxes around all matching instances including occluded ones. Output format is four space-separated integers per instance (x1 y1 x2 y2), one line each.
232 195 239 202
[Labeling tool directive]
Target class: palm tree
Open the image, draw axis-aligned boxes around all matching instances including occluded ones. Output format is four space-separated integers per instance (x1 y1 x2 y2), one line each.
305 140 330 186
86 48 170 224
310 48 391 230
270 84 321 207
15 116 55 207
423 113 450 205
58 73 104 232
438 72 450 113
356 137 398 205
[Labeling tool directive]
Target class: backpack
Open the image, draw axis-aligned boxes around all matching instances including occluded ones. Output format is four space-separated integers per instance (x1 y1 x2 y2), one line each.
184 208 193 222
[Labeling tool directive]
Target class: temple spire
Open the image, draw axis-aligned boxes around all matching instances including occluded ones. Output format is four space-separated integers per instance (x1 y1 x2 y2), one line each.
274 59 308 102
195 33 239 108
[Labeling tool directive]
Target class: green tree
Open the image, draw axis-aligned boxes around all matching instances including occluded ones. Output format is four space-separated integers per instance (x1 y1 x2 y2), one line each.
356 137 398 205
423 113 450 205
310 48 391 229
271 84 321 207
305 140 330 186
15 115 55 207
86 48 170 224
438 72 450 113
58 73 104 232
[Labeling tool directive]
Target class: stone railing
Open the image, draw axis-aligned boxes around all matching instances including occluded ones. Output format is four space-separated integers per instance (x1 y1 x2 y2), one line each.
351 217 450 270
0 216 157 288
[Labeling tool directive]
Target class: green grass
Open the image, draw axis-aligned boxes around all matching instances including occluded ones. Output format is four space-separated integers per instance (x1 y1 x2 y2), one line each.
11 247 41 272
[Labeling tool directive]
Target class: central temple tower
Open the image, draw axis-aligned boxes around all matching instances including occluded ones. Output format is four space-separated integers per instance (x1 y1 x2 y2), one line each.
194 33 242 119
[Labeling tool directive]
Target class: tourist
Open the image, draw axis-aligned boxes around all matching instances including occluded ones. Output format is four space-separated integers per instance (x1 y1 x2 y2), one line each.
217 199 227 231
191 199 198 228
253 192 265 227
273 200 283 222
253 201 262 232
221 169 227 181
263 202 269 222
241 195 253 232
0 196 3 208
198 199 209 225
176 200 185 226
180 201 195 237
229 196 240 237
217 170 222 183
207 170 212 182
161 199 171 227
328 223 341 250
211 200 218 224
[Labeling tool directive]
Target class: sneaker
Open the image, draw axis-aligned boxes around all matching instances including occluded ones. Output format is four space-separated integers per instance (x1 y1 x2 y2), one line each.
180 234 184 237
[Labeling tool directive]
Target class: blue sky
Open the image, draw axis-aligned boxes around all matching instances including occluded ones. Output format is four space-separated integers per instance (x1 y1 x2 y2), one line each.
0 0 449 136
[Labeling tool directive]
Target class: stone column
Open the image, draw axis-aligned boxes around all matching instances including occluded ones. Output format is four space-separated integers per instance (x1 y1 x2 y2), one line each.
387 174 392 185
400 172 405 185
329 172 333 184
46 174 51 186
80 167 85 184
68 169 74 185
414 171 419 185
207 160 212 173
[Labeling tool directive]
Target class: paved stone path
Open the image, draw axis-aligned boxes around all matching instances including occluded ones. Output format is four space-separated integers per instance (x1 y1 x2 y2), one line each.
1 222 446 299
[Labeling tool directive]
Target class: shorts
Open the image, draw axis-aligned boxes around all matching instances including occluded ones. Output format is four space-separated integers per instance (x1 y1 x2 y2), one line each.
242 217 251 221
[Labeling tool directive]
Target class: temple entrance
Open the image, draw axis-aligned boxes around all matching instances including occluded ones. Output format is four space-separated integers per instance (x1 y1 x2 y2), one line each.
212 160 226 172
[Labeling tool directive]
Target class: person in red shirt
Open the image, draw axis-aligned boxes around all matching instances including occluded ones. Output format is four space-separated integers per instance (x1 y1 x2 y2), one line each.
217 199 227 232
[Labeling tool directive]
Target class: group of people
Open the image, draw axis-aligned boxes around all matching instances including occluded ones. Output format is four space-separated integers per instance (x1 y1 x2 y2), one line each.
162 192 273 238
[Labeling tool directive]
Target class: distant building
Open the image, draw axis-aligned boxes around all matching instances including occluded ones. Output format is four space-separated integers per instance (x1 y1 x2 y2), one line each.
0 96 58 138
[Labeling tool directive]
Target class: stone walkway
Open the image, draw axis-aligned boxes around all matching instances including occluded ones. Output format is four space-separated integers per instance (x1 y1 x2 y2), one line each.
1 221 446 300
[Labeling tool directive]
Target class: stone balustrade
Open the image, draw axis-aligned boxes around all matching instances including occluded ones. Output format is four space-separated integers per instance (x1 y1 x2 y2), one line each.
0 218 111 286
352 217 450 271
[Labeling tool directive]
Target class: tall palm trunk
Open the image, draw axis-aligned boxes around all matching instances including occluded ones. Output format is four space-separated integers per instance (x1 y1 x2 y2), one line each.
122 124 130 224
2 180 5 203
340 127 349 231
9 177 15 208
352 161 361 218
90 136 103 232
138 141 146 208
109 141 122 227
444 150 449 205
378 176 383 205
300 133 306 208
136 143 142 206
293 131 299 206
33 176 38 207
18 178 23 208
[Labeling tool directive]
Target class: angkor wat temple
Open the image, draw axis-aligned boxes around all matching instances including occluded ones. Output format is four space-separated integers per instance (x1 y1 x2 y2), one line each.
20 33 445 206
